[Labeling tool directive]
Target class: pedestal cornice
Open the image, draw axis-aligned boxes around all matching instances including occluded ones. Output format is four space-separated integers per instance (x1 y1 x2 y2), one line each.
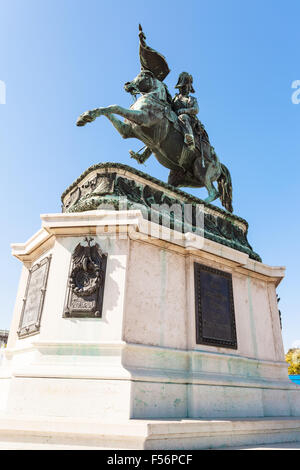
10 210 285 285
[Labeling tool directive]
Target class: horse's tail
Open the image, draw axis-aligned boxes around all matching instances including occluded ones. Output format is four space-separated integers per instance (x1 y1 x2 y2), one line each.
217 164 233 213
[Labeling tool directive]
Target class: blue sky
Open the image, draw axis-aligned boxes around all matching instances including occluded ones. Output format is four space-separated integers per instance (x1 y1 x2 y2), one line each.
0 0 299 351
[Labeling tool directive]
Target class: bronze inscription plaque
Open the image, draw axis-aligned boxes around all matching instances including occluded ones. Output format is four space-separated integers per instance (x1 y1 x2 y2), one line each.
194 263 237 349
18 255 51 338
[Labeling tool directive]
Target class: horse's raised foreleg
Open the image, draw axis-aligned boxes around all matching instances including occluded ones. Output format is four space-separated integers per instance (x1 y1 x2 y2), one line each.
77 108 134 139
96 105 149 126
105 113 135 139
77 105 149 128
76 108 101 126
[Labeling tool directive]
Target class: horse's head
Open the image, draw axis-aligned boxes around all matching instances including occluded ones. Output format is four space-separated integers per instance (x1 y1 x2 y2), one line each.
124 70 163 97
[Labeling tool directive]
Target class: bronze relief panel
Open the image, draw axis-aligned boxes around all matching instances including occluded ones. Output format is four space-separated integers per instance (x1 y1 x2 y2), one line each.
63 237 107 318
18 255 52 338
194 262 237 349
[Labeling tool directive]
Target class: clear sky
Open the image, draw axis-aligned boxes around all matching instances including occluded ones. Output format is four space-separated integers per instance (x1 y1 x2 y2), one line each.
0 0 299 351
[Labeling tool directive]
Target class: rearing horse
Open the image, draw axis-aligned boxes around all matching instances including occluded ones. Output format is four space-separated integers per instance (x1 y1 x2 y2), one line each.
76 69 233 212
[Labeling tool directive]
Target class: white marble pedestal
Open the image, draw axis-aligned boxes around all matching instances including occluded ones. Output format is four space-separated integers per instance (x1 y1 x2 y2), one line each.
0 165 299 449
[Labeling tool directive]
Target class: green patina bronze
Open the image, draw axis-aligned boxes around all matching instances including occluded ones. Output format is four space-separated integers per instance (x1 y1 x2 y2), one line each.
61 162 261 262
76 25 233 213
72 27 261 260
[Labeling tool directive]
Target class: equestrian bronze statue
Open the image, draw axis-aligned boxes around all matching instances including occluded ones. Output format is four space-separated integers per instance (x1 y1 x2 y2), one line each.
77 25 233 212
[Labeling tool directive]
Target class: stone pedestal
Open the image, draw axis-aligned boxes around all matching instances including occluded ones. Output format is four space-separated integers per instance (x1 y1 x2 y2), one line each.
0 163 299 449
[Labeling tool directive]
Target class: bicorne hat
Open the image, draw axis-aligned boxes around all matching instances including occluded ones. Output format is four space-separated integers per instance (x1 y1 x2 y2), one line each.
175 72 195 93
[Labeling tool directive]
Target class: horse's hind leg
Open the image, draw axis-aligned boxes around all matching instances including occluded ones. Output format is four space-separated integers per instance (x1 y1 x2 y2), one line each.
193 158 219 203
204 181 219 204
168 167 201 187
168 169 187 187
204 163 220 203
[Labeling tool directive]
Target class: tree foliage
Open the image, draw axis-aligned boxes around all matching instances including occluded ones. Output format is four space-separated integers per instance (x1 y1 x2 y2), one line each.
286 348 300 375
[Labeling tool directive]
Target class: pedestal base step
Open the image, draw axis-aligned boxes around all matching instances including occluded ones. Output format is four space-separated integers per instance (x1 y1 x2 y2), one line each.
0 415 299 450
217 442 300 450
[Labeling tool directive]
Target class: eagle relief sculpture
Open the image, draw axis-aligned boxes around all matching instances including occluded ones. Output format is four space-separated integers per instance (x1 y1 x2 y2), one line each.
64 237 107 318
77 25 233 213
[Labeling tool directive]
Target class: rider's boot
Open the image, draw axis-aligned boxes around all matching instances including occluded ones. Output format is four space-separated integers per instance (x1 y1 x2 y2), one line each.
184 133 195 149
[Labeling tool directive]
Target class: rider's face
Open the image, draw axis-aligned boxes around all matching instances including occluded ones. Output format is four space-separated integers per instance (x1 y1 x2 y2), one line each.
180 84 191 96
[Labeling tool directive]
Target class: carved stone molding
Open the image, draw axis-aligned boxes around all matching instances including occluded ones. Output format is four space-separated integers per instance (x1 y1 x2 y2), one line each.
63 237 107 318
17 255 52 338
61 164 261 262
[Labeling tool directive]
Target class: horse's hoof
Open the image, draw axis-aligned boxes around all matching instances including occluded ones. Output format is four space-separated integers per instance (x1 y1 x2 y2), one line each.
129 150 143 163
76 112 95 126
84 113 94 122
76 118 86 127
204 191 220 204
129 150 138 159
